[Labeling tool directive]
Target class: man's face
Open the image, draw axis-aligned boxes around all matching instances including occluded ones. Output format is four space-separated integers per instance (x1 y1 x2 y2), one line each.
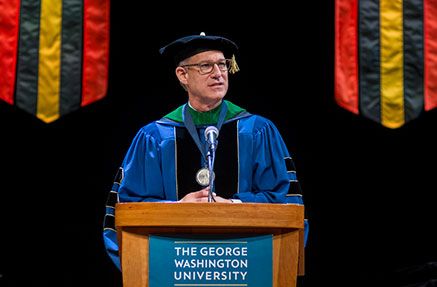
179 50 229 107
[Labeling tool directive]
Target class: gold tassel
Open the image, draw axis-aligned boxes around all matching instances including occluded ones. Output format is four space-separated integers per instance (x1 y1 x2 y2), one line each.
229 54 240 74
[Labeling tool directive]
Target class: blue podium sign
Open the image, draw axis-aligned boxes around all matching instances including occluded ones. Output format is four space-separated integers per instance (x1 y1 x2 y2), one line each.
149 234 272 287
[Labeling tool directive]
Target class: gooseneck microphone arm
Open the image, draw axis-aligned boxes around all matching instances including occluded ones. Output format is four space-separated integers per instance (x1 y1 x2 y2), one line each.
206 149 215 202
204 126 219 202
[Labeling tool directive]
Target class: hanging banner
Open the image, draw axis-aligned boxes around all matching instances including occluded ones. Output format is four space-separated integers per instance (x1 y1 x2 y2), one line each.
335 0 437 128
0 0 110 123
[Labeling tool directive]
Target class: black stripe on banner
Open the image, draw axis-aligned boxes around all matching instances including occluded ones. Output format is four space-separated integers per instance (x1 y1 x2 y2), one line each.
15 0 41 115
403 0 424 122
60 0 83 116
359 0 381 123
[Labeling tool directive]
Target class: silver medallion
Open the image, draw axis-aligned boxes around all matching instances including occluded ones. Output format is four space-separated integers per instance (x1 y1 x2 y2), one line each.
196 168 214 186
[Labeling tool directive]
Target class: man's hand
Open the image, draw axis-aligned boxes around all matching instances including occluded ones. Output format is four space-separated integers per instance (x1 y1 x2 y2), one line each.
179 187 210 202
178 187 232 203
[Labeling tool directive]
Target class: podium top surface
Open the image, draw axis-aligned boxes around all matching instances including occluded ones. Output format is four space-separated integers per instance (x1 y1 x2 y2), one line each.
115 202 304 229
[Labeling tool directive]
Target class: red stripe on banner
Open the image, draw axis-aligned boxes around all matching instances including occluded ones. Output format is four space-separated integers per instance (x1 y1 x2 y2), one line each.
0 0 20 105
424 0 437 111
82 0 110 106
335 0 359 114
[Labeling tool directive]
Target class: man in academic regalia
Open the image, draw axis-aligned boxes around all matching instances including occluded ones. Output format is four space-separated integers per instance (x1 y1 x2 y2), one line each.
103 32 305 269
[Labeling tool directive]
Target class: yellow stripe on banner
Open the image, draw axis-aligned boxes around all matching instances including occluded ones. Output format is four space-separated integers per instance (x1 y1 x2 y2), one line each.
37 0 62 123
380 0 404 128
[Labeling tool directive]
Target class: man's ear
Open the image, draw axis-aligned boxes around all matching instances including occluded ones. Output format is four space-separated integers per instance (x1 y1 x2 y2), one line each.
175 66 188 85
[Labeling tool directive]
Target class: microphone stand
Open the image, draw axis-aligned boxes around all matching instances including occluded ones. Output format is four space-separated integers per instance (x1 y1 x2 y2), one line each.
206 147 216 202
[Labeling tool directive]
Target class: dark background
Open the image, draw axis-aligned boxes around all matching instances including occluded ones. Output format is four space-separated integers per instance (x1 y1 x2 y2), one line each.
1 0 436 286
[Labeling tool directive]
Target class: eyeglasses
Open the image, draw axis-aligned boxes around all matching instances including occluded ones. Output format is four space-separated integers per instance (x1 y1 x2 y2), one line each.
180 59 232 75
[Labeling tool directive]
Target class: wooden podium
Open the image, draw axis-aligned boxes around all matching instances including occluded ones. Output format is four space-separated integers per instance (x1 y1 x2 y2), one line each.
115 202 305 287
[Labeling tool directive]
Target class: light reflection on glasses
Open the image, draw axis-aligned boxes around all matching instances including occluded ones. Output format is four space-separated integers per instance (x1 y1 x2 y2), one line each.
180 59 232 75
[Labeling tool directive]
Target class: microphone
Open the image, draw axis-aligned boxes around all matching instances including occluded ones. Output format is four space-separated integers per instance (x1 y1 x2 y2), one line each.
204 126 219 152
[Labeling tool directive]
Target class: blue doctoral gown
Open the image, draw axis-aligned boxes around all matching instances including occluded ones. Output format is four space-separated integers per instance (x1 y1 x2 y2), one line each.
103 105 305 269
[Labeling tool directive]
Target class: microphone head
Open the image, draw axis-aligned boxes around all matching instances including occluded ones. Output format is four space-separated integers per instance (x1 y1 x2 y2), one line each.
204 126 219 142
